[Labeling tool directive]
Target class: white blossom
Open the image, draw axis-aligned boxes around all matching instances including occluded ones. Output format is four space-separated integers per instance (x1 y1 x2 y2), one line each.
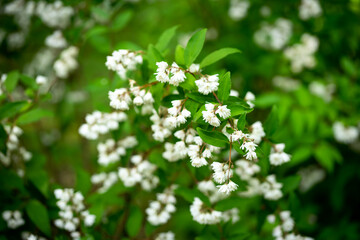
45 30 67 48
195 74 219 95
269 143 291 166
106 50 143 79
333 121 359 144
190 197 222 225
284 34 319 73
299 0 322 20
79 111 127 140
146 186 177 225
2 210 25 229
217 180 238 195
54 188 95 236
54 46 79 78
309 81 335 102
254 18 292 50
229 0 250 21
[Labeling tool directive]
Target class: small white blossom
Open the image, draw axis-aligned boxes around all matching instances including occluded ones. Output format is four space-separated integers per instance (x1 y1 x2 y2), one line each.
195 74 219 95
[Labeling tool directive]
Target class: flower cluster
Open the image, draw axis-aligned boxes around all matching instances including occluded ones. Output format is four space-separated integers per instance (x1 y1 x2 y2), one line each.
97 136 137 166
190 197 222 224
254 18 293 50
269 143 291 166
166 100 191 128
202 103 231 127
188 136 221 167
2 210 25 229
45 30 67 49
333 122 359 144
21 232 46 240
155 232 175 240
309 81 335 102
150 107 174 142
284 33 319 73
244 91 255 108
54 46 79 78
260 175 283 200
198 180 228 203
235 159 260 180
146 186 177 225
0 125 32 174
228 0 250 21
37 1 74 29
163 128 197 162
105 50 143 79
91 172 118 193
118 155 159 190
249 121 266 144
195 74 219 95
211 162 238 194
54 188 96 239
299 0 322 20
155 62 186 86
298 165 326 192
268 211 314 240
272 76 300 92
79 111 127 140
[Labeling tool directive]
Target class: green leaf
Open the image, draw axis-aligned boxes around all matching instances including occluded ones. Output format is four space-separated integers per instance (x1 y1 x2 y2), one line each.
126 206 143 236
264 106 279 137
19 74 38 89
76 169 92 195
227 103 252 117
89 34 111 53
236 114 247 130
290 109 305 137
196 127 228 147
28 170 49 198
17 108 53 125
254 93 281 108
26 200 51 237
280 175 301 194
147 44 164 70
186 92 216 104
5 71 19 93
175 44 185 66
217 72 231 102
111 10 133 31
0 101 29 120
179 73 197 91
314 142 342 172
155 25 179 53
184 29 207 67
200 48 241 68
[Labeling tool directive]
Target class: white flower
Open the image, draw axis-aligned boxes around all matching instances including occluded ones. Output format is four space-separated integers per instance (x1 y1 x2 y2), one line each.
284 33 319 73
254 18 292 50
195 74 219 95
35 75 48 85
229 0 250 21
215 105 231 119
45 30 67 48
190 197 222 225
217 180 238 194
299 0 322 20
188 63 200 73
106 49 142 78
202 111 221 127
269 143 291 166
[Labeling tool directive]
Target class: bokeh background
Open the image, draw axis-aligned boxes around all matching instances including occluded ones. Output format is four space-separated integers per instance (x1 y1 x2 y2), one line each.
0 0 360 239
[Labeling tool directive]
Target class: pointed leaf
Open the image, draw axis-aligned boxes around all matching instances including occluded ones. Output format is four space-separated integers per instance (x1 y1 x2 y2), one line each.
196 127 228 147
200 48 241 68
184 29 207 67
